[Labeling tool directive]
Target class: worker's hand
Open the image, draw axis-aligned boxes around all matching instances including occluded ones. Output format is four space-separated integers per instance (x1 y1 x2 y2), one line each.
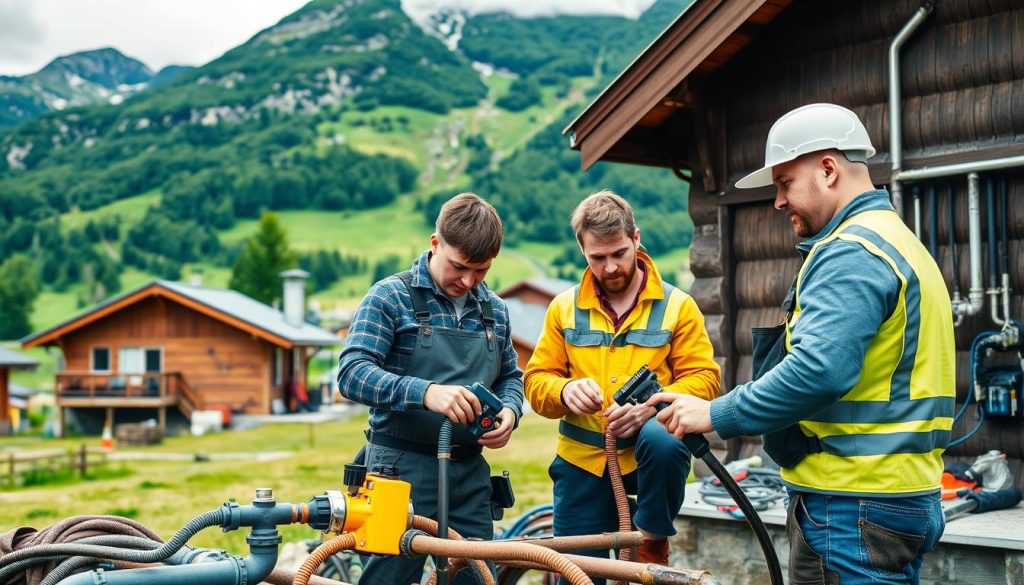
603 402 655 438
424 384 481 425
478 407 516 449
561 378 604 415
645 392 713 437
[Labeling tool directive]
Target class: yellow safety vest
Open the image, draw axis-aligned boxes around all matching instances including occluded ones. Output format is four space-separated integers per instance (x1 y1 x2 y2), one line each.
782 209 956 495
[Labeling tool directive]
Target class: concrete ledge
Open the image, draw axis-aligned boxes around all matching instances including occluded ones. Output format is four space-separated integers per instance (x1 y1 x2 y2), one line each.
678 482 1024 551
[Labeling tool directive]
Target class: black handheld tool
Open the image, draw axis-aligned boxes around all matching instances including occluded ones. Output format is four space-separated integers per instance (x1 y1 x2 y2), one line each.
613 365 783 585
613 365 710 457
467 382 504 438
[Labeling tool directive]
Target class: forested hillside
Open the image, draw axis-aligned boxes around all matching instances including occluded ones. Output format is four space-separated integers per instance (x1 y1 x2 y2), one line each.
0 0 692 336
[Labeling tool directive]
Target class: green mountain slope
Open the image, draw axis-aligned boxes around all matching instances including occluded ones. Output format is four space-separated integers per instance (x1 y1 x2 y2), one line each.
2 0 693 334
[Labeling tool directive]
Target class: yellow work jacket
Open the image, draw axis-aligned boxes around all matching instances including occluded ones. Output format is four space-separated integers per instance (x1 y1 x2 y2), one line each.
525 253 720 476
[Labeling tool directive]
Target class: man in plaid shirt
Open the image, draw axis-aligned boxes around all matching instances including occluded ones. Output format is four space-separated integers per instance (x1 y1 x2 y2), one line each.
338 192 523 584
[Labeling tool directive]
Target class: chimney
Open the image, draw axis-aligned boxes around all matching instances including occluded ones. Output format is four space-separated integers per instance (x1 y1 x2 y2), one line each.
189 267 204 287
279 269 310 327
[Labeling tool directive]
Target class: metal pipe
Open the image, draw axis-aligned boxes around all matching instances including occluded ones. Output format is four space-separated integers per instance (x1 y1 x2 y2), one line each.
913 185 922 238
953 173 985 319
896 154 1024 182
928 185 938 259
888 2 933 216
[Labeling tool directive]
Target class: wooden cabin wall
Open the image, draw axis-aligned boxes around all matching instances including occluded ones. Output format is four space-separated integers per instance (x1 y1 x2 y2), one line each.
62 297 272 413
719 0 1024 176
684 0 1024 485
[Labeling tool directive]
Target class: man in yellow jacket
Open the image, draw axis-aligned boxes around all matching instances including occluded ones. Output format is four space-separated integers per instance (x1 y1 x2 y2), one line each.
525 191 720 578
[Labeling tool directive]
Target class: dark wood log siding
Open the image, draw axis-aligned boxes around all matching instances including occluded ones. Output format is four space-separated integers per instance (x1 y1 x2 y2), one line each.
680 0 1024 485
719 1 1024 178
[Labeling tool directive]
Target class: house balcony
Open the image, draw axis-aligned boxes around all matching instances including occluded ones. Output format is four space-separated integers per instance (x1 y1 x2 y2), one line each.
55 371 204 418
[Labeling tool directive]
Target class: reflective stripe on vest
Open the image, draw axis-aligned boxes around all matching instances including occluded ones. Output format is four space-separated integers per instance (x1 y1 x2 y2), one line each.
782 209 955 495
557 282 676 449
563 282 675 348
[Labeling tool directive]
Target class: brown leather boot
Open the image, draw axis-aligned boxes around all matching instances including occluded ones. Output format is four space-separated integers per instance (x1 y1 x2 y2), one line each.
636 538 669 565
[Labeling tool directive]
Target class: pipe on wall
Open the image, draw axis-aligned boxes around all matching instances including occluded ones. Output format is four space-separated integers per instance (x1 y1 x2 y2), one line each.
952 173 985 320
888 2 933 217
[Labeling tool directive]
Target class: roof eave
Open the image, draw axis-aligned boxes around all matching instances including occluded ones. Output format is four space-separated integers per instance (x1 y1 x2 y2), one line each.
567 0 768 170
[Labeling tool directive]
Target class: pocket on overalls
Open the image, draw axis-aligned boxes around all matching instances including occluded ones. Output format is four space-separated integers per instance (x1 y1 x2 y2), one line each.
859 499 928 577
786 494 829 585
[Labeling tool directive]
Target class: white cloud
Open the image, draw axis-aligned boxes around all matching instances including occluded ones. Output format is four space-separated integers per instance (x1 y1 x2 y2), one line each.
403 0 655 23
0 0 308 76
0 0 659 77
0 0 45 72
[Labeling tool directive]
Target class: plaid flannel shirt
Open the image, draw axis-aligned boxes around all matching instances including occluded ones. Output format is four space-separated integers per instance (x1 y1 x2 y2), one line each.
337 251 524 432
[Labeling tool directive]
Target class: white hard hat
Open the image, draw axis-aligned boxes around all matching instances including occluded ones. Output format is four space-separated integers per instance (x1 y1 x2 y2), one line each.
735 103 876 189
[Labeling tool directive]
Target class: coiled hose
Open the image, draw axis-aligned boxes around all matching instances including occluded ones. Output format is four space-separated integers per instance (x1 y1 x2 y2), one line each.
0 509 223 569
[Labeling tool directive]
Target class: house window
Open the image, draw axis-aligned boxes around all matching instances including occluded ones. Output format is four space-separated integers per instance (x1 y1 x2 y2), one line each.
119 347 163 373
91 347 110 372
145 349 161 372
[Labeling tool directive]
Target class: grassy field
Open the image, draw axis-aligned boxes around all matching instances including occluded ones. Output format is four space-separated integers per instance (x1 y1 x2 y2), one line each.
0 411 560 554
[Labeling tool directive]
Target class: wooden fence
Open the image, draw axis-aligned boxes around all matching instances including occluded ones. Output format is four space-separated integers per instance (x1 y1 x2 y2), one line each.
1 445 108 487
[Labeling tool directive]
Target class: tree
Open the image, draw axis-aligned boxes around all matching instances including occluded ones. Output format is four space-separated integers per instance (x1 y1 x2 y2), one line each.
0 255 40 339
229 212 296 305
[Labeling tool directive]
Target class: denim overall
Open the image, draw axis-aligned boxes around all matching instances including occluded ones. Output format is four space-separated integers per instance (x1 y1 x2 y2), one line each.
360 272 500 585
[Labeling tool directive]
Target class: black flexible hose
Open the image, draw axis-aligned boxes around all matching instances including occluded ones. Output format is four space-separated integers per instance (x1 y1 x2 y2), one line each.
671 423 784 585
0 509 223 569
986 176 998 289
699 452 784 585
437 419 453 585
999 174 1008 275
38 536 171 585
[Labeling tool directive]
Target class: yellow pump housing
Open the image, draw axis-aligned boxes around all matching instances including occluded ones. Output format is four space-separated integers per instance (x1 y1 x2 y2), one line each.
326 472 412 555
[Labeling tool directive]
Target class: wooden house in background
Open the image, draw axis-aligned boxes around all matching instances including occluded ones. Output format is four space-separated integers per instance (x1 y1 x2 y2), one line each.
22 271 338 435
566 0 1024 484
498 278 575 369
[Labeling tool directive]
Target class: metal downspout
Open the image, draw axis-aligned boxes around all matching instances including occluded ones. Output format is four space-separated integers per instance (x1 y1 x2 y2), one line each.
888 3 933 217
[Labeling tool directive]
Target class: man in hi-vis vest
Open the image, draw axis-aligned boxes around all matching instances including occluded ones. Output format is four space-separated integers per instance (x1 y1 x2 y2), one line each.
525 191 720 582
648 104 955 585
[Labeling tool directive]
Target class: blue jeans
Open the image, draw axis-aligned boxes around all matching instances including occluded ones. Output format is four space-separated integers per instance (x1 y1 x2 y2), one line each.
550 418 691 585
787 491 944 585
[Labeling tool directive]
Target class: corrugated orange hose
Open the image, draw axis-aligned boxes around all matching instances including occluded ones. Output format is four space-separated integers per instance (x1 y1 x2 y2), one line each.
412 515 493 585
496 554 721 585
407 533 593 585
605 433 635 566
292 534 357 585
503 532 643 552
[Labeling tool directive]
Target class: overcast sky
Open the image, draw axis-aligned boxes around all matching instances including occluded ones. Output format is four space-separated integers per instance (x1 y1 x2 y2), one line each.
0 0 656 77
